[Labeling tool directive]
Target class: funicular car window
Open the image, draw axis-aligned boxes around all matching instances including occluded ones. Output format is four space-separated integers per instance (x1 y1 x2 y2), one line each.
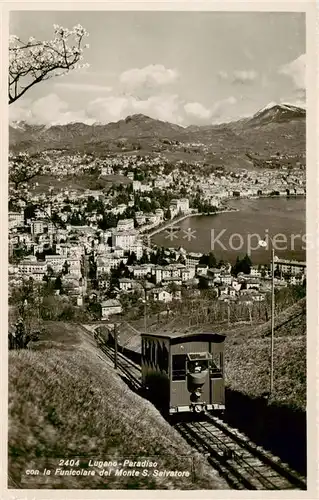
157 342 163 370
149 340 153 363
145 340 151 361
172 354 187 381
162 344 169 372
210 353 223 377
152 342 156 365
142 338 145 359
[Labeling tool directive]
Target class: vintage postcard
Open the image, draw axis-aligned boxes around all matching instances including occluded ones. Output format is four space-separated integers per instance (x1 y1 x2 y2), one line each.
1 1 317 498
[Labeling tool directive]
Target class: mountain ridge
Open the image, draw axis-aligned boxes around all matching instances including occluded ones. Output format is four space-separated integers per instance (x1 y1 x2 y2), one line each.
9 103 306 156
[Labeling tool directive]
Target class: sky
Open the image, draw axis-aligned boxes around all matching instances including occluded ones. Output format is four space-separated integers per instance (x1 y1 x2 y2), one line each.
9 11 306 126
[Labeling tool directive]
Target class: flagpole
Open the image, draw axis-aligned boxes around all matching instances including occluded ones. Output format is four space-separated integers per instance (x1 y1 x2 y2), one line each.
270 244 275 395
258 237 275 397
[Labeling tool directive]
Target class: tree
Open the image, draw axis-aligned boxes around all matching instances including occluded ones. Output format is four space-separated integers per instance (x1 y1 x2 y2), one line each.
165 208 172 220
231 257 241 276
62 260 70 275
198 276 209 289
199 252 216 268
9 153 42 192
241 254 252 275
208 251 217 268
231 254 252 276
9 278 42 337
177 254 186 265
140 249 149 264
9 24 89 104
54 275 63 292
9 319 39 350
126 251 137 266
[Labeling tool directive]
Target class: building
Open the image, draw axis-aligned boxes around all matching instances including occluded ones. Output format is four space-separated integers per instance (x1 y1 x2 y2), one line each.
271 257 306 276
18 261 47 281
219 286 229 297
117 219 134 232
197 264 208 276
169 198 190 217
9 210 24 229
155 208 164 221
148 214 160 226
101 165 114 176
119 278 134 292
112 230 137 250
133 180 142 191
101 299 122 319
132 264 152 279
178 198 190 213
97 256 121 275
186 252 202 269
67 257 82 278
129 240 143 260
45 254 66 273
219 274 233 285
181 268 195 282
250 266 262 277
31 220 45 235
112 204 127 215
135 212 146 226
151 288 172 303
246 279 260 290
161 276 183 287
56 243 70 257
153 264 182 284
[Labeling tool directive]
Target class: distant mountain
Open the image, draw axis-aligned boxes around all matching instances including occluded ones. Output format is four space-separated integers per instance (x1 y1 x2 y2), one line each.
9 114 186 151
241 103 306 129
9 104 306 156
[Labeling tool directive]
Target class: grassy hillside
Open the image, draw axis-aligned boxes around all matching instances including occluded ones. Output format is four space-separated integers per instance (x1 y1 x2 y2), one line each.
223 298 306 410
8 330 227 490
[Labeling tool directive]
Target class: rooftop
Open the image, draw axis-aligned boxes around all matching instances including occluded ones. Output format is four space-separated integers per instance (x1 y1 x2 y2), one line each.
141 331 225 343
101 299 121 308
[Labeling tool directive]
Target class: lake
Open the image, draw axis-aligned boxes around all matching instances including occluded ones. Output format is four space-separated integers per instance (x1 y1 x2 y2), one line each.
152 197 306 265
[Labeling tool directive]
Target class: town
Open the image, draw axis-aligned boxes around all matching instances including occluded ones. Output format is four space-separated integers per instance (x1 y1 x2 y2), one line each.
8 149 306 324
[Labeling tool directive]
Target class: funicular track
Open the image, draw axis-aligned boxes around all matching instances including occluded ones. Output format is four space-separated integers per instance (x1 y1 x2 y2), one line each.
100 343 142 392
80 324 307 491
174 416 306 490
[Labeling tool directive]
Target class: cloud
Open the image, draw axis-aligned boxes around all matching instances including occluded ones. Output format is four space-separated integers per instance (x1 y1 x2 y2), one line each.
9 93 95 125
279 97 306 109
232 70 258 84
217 70 228 81
184 102 212 120
211 96 237 118
279 53 305 90
217 69 258 84
184 96 237 124
10 91 238 127
54 82 113 92
87 94 184 125
119 64 179 89
10 93 184 126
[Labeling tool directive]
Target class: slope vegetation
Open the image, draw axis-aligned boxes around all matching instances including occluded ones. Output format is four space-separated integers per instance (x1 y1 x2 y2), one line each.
8 326 227 490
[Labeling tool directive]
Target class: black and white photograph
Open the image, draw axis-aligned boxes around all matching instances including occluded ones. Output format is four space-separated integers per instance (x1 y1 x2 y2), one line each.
5 4 316 493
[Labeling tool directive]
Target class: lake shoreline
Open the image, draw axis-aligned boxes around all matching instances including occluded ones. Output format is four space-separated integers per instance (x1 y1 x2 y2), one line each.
150 194 306 237
151 196 306 264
